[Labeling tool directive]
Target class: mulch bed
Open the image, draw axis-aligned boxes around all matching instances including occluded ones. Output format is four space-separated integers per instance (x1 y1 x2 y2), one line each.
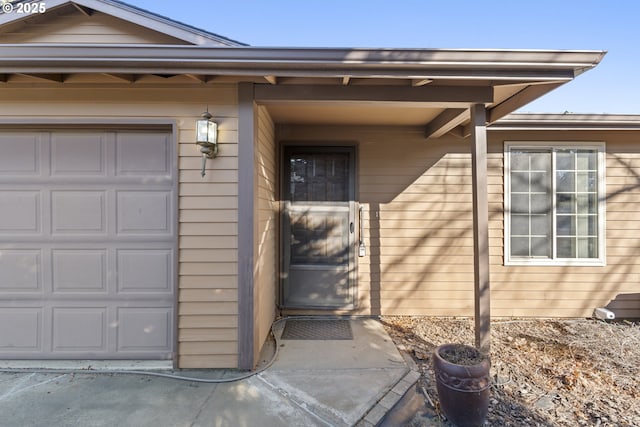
381 317 640 427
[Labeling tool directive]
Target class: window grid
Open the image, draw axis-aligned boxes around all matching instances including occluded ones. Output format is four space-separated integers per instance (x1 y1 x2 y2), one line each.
554 149 599 259
506 143 604 266
510 150 551 258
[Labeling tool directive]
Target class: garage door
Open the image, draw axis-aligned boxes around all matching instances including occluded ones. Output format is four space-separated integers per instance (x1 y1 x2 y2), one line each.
0 129 176 360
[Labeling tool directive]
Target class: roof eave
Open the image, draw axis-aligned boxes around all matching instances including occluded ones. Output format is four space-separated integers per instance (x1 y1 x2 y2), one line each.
491 113 640 130
0 45 605 80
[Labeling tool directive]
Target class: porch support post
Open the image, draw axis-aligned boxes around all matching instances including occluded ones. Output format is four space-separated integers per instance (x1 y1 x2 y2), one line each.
238 82 257 369
470 103 491 354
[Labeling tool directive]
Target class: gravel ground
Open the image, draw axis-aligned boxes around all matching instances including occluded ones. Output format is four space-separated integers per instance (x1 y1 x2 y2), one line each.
381 317 640 427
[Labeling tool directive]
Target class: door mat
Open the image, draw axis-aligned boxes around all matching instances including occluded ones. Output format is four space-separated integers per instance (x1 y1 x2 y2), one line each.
281 319 353 340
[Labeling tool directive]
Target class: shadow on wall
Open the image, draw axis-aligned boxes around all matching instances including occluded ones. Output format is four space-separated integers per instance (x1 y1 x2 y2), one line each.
278 126 640 319
367 133 640 318
358 134 479 316
494 139 640 318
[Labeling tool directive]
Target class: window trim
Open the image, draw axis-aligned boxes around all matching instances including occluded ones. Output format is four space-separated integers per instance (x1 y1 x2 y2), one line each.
504 141 606 266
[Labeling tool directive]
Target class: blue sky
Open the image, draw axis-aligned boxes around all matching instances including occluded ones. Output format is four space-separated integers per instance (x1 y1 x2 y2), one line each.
128 0 638 114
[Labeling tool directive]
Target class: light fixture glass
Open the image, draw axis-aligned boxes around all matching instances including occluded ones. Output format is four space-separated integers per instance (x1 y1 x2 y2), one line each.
195 111 218 177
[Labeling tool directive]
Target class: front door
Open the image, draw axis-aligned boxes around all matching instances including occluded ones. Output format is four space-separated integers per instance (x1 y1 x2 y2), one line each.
281 146 356 309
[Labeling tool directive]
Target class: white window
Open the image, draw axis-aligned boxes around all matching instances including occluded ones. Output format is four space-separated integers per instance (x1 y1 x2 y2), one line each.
505 142 606 265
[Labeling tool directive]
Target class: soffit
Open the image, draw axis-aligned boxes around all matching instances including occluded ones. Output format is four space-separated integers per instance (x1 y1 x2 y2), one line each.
265 102 445 126
261 83 524 126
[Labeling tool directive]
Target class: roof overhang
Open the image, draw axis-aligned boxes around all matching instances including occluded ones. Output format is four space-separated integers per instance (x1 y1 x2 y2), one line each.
0 45 606 137
0 45 604 77
491 113 640 131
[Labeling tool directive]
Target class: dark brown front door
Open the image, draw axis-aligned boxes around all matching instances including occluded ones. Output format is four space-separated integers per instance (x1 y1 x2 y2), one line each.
281 146 356 309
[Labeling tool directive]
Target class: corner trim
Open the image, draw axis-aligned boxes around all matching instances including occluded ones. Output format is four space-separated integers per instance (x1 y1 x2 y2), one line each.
237 82 256 369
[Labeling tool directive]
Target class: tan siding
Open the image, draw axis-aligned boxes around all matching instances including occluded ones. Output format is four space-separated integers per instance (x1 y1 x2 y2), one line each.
175 88 239 367
179 170 239 183
179 269 237 283
0 11 189 44
179 315 237 328
179 223 239 236
278 126 473 315
180 157 238 170
180 276 237 289
253 107 277 365
179 289 238 302
179 249 238 263
178 302 237 316
180 198 238 211
179 208 238 221
179 355 237 369
0 85 240 368
179 236 237 249
179 328 238 341
278 126 640 318
490 130 640 318
179 341 237 355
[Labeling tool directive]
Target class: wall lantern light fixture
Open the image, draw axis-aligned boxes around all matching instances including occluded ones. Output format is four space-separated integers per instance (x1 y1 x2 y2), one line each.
196 110 218 177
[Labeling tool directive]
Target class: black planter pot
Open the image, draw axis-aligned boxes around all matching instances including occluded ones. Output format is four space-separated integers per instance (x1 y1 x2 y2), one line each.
433 343 491 427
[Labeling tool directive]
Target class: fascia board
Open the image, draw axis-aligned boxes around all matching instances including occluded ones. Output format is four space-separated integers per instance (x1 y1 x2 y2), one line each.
0 45 605 79
492 113 640 130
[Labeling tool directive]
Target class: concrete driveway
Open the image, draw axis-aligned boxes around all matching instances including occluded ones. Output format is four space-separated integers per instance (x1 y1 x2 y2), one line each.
0 318 419 427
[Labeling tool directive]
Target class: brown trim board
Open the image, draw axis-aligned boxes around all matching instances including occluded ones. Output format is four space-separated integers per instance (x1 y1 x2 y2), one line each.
237 82 257 369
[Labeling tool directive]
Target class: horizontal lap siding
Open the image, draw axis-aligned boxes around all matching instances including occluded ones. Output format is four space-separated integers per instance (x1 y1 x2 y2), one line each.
176 89 239 367
491 131 640 318
361 135 478 315
280 126 640 318
254 107 277 364
0 85 240 367
278 126 476 316
0 11 187 44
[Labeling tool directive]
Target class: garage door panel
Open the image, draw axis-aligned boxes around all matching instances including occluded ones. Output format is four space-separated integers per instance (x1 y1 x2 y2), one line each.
52 307 107 352
0 308 42 351
117 191 172 234
51 191 106 234
117 307 172 352
0 191 41 233
0 129 176 361
116 132 171 176
51 132 106 176
0 133 41 175
52 250 107 293
117 249 172 293
0 250 42 292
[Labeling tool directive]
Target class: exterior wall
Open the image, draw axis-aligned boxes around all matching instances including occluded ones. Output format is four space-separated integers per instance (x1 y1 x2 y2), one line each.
277 125 477 316
0 12 188 44
253 106 277 362
3 85 637 369
0 84 240 367
359 129 478 316
278 125 640 319
490 130 640 318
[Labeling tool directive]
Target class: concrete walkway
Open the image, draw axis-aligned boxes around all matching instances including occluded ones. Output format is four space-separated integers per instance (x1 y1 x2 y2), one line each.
0 318 419 427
